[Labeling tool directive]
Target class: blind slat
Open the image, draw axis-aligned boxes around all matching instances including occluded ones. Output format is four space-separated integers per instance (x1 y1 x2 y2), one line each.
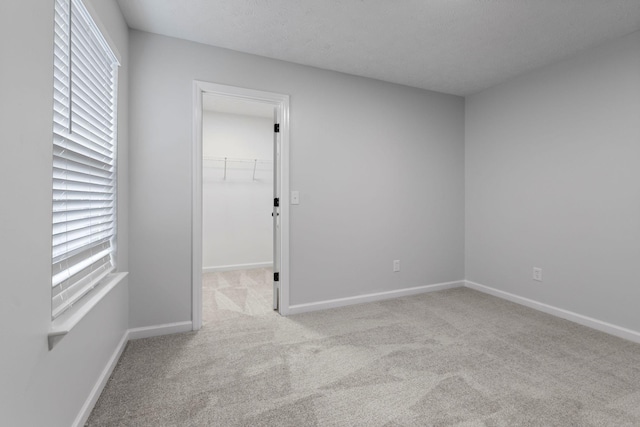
53 156 113 180
53 207 113 224
71 96 112 127
52 214 113 235
53 167 113 187
70 39 113 87
52 258 113 318
72 103 114 133
53 251 111 287
71 15 113 71
52 237 111 266
54 131 113 159
52 178 114 195
71 62 112 102
52 227 114 260
52 223 114 247
53 165 113 184
52 200 114 213
53 189 114 201
53 144 113 172
53 241 111 277
69 78 113 120
69 116 114 146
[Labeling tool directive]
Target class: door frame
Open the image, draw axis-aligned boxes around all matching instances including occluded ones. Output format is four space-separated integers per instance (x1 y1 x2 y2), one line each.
191 80 291 330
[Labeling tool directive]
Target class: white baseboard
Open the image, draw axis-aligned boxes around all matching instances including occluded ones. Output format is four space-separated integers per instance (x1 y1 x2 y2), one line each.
465 280 640 344
203 262 272 273
128 321 193 340
74 320 194 425
288 280 465 315
72 329 130 427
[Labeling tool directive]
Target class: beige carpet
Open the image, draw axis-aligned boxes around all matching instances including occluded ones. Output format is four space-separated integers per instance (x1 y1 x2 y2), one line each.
201 268 274 325
87 273 640 426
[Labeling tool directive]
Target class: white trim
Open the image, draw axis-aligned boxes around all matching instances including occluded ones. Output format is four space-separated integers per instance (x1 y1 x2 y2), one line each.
278 89 291 316
465 280 640 344
192 82 204 331
203 262 272 273
49 272 128 350
72 320 192 425
72 329 129 427
127 321 194 341
192 81 291 326
288 280 465 315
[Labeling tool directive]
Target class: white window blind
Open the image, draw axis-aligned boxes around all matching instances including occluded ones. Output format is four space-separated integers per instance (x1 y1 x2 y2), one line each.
52 0 119 319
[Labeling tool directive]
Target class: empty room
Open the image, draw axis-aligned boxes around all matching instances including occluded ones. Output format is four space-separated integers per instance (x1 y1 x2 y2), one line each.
2 0 639 426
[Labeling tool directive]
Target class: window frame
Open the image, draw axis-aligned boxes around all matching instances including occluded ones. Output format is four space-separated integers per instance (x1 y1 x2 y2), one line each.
51 0 120 320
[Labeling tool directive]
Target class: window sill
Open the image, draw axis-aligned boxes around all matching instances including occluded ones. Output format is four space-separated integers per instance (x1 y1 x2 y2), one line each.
48 272 128 350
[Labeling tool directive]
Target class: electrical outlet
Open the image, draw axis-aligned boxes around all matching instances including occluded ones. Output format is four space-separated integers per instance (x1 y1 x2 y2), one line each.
393 260 400 272
532 267 543 282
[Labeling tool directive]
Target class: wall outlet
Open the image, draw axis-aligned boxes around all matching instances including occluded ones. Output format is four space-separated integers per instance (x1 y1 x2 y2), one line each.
532 267 543 282
393 260 400 272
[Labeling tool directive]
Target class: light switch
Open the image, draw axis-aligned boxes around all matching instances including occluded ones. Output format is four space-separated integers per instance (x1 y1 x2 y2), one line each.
291 191 300 205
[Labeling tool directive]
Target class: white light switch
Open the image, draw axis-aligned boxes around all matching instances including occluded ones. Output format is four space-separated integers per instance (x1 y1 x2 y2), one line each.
291 191 300 205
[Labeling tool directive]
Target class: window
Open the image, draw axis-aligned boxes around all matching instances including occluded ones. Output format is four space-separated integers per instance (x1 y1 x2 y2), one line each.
51 0 119 319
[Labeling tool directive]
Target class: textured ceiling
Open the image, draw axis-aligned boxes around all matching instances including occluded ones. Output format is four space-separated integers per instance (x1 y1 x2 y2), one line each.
117 0 640 96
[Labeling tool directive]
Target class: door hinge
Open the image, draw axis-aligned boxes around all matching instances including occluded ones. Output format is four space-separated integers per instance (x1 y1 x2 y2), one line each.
274 123 280 133
274 197 279 207
274 272 280 282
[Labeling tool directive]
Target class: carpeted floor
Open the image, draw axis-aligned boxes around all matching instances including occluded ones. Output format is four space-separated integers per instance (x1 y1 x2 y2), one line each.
87 271 640 426
201 268 274 325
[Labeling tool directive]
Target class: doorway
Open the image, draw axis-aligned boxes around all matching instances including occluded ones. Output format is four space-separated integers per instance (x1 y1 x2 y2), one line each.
192 81 290 330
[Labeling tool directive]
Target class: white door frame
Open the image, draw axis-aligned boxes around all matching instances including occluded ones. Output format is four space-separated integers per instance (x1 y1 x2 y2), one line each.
192 80 291 330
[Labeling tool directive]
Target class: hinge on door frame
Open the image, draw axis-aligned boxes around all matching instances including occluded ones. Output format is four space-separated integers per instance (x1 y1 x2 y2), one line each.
274 197 279 207
274 272 279 282
274 123 280 133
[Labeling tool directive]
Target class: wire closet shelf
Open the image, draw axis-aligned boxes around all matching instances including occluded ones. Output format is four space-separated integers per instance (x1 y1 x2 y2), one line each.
203 156 273 181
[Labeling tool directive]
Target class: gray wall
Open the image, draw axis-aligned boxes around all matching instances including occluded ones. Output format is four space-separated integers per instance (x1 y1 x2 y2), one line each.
0 0 129 425
465 31 640 332
128 31 465 327
202 112 273 269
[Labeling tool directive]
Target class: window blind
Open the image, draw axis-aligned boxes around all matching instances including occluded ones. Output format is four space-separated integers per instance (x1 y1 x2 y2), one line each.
52 0 119 319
